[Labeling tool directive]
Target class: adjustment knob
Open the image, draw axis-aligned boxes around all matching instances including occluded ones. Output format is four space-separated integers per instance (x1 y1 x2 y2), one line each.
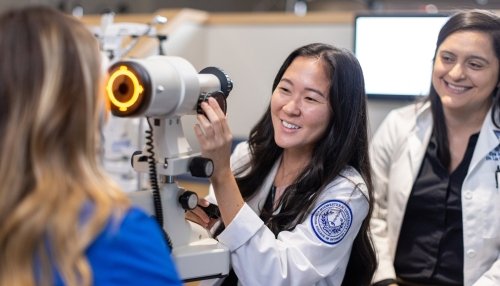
178 190 198 211
189 156 214 178
199 66 233 98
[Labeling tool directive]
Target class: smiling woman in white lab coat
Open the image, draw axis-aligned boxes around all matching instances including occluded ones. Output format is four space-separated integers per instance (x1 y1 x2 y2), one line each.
370 10 500 286
187 43 376 285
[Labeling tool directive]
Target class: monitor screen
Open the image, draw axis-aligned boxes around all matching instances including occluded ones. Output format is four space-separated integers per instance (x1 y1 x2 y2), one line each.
354 14 450 100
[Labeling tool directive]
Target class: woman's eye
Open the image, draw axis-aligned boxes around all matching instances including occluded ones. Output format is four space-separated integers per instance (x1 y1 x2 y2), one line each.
305 96 318 102
279 87 290 93
441 55 454 63
468 61 484 70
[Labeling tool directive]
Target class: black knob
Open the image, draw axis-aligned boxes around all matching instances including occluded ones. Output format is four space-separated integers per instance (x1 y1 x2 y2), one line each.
178 190 198 211
199 66 233 98
189 157 214 178
199 203 221 219
131 150 146 167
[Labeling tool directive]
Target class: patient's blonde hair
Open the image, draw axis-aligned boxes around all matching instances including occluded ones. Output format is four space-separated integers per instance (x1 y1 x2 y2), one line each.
0 6 129 286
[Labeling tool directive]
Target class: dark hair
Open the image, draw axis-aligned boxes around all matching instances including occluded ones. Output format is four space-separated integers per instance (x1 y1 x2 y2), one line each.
429 9 500 167
235 43 376 285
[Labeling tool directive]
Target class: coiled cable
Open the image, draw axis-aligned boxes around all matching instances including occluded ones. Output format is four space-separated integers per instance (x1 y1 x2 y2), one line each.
146 118 173 250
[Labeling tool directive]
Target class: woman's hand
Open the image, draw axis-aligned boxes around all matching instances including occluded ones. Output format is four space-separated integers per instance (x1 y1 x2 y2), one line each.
185 197 219 229
193 96 245 226
193 97 233 179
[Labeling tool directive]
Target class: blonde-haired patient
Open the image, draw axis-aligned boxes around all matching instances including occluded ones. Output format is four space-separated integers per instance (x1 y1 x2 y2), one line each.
0 6 181 286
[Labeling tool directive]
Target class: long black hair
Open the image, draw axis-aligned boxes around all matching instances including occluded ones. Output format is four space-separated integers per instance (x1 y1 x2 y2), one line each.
234 43 376 285
428 9 500 167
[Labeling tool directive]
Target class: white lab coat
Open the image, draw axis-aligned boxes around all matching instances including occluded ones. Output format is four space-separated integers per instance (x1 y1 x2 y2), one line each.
370 101 500 286
201 142 370 286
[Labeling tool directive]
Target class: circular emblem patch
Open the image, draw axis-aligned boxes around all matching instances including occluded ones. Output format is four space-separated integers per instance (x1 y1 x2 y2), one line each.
310 200 352 245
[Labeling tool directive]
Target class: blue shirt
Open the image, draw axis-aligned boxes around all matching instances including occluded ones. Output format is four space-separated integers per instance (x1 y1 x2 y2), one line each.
52 207 182 285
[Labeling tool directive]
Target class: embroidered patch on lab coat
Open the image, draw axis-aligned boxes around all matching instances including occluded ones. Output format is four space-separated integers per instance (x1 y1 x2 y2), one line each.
310 200 352 245
486 145 500 161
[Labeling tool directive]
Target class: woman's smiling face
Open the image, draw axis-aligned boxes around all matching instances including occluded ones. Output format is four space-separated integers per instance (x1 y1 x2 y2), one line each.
271 56 332 154
432 30 499 114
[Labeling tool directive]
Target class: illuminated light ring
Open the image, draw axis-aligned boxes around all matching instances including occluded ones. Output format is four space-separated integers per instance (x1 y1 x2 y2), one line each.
106 65 144 112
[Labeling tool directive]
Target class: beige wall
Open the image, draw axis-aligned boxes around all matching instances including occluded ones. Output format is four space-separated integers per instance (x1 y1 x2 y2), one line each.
167 12 409 143
87 10 413 152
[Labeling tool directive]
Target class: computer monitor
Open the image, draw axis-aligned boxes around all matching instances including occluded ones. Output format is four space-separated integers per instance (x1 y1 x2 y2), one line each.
354 14 450 100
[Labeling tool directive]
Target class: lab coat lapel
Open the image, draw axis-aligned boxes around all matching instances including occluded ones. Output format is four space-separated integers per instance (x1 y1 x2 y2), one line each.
408 106 433 182
468 108 500 173
246 156 281 213
389 104 433 243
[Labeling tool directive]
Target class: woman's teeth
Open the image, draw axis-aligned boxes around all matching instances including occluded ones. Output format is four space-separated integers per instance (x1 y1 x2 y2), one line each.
282 120 299 129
